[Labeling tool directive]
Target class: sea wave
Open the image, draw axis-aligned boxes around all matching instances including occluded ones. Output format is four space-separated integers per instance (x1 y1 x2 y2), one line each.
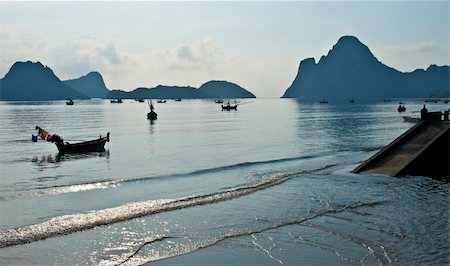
0 150 359 200
0 167 306 248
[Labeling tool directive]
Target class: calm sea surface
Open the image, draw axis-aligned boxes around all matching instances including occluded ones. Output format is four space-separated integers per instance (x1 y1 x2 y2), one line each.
0 99 448 265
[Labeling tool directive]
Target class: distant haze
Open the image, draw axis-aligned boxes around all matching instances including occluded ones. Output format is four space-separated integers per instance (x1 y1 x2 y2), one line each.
0 1 448 97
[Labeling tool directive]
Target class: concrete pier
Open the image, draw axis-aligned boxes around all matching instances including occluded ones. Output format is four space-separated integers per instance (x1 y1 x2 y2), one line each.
353 110 449 179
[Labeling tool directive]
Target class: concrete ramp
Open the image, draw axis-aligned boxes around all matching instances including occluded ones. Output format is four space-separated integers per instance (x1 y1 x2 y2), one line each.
353 118 449 178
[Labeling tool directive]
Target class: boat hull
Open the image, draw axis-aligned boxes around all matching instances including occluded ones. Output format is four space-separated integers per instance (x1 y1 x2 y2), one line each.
402 116 420 123
55 137 108 154
147 111 157 120
222 105 237 110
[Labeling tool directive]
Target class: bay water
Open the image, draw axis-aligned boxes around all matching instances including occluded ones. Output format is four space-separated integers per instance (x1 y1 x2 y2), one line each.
0 99 448 265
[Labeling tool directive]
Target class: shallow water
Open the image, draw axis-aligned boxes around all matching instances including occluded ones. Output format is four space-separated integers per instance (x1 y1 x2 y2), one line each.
0 99 448 265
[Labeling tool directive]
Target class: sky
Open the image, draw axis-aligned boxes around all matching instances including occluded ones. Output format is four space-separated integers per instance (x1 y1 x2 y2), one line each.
0 1 448 98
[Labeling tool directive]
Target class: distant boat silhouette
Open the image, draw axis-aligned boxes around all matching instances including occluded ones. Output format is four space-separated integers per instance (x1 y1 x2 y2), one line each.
319 100 328 104
66 99 74 105
222 101 238 111
110 99 122 103
136 98 145 103
215 99 224 104
425 98 438 103
175 98 181 101
157 99 166 103
349 98 355 103
147 100 157 120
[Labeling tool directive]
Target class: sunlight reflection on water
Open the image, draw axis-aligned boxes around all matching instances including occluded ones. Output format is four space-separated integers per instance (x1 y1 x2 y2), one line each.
0 99 448 265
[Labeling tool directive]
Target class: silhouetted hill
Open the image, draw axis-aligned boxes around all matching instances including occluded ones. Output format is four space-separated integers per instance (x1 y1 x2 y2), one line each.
407 64 450 97
282 36 449 99
107 81 255 99
0 61 88 101
64 72 110 98
198 80 256 98
107 85 206 99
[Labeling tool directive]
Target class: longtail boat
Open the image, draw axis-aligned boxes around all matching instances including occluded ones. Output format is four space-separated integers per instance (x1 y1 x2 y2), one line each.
55 133 110 154
221 104 238 110
34 126 110 154
147 100 157 120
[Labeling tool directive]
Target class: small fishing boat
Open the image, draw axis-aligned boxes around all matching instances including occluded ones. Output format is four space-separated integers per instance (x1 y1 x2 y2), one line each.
222 104 237 110
55 134 110 154
157 99 166 103
222 101 238 111
136 99 145 103
349 98 355 103
215 99 224 104
34 126 110 154
147 100 157 120
402 116 420 123
66 99 74 105
175 98 181 101
110 99 123 103
319 100 328 104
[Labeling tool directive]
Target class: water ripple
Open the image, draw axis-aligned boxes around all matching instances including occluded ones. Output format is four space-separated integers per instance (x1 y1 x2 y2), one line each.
0 168 301 247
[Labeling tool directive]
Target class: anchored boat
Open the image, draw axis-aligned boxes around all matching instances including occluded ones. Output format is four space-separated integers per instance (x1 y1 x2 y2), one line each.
222 101 238 111
402 116 420 123
147 100 158 120
55 134 110 154
34 126 110 154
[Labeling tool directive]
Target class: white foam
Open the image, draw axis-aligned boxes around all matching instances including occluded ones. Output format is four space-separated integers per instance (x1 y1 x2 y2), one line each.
0 170 298 247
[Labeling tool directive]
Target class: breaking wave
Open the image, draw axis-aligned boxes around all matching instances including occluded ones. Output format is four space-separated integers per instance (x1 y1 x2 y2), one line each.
0 168 306 248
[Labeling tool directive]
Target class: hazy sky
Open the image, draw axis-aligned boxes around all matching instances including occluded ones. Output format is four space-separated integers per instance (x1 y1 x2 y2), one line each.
0 1 448 97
